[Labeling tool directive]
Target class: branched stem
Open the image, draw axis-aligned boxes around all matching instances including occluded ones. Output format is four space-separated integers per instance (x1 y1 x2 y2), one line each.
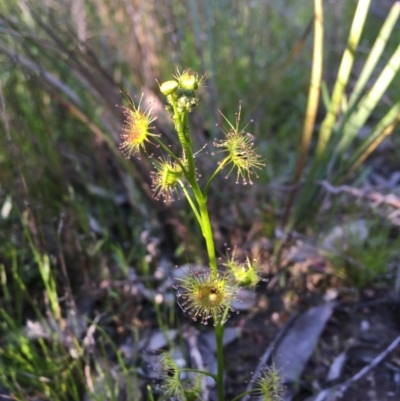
169 96 219 278
150 70 263 401
152 136 188 176
121 70 264 401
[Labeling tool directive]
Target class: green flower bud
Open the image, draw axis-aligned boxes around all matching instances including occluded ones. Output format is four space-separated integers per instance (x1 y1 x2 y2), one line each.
224 254 261 288
160 80 179 96
176 69 200 90
151 158 185 202
164 104 174 117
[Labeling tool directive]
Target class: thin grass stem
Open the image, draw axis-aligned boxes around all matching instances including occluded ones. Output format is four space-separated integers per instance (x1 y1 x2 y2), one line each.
283 0 323 224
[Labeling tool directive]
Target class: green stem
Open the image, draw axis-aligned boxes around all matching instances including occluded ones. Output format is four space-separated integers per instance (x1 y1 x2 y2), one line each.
147 385 155 401
152 136 188 177
169 99 218 278
215 322 225 401
230 389 257 401
198 196 218 277
182 110 191 145
181 368 217 381
169 95 224 401
180 183 202 229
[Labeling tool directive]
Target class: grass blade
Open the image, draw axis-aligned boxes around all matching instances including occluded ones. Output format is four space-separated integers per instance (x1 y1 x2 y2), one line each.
345 102 400 176
348 2 400 109
314 0 371 162
336 41 400 153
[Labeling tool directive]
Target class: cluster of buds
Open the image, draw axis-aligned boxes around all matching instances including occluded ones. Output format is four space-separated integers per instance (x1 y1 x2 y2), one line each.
160 69 204 114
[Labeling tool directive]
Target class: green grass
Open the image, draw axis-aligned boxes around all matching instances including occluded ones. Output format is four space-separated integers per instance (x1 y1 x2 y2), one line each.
325 218 400 288
0 219 146 400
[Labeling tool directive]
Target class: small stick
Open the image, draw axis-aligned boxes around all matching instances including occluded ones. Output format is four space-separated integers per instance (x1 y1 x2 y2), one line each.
319 180 400 209
314 334 400 401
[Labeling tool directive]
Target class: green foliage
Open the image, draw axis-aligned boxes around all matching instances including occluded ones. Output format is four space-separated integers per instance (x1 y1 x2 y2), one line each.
288 1 400 228
0 313 83 401
328 221 399 288
0 235 140 401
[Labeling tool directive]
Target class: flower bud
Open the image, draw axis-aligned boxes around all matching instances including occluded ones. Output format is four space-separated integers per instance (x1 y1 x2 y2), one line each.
151 158 185 202
160 80 179 96
164 104 174 117
176 69 200 91
224 255 261 288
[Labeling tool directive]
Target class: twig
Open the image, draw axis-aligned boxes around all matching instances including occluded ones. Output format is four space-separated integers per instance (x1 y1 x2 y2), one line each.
314 334 400 401
242 313 298 401
319 180 400 208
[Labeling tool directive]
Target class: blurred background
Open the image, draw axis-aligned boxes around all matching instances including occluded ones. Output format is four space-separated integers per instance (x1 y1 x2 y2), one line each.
0 0 399 400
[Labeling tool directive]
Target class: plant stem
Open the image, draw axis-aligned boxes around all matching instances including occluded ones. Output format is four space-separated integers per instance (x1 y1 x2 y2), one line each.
180 183 202 228
152 136 188 176
215 322 225 401
181 368 217 381
170 94 223 400
283 0 323 225
231 389 257 401
198 196 218 278
170 99 218 278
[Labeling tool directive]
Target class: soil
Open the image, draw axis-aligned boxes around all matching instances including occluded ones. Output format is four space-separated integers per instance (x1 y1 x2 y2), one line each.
222 284 400 401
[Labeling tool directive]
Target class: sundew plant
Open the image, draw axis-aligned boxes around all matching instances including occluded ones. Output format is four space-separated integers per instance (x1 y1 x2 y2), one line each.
120 69 281 401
